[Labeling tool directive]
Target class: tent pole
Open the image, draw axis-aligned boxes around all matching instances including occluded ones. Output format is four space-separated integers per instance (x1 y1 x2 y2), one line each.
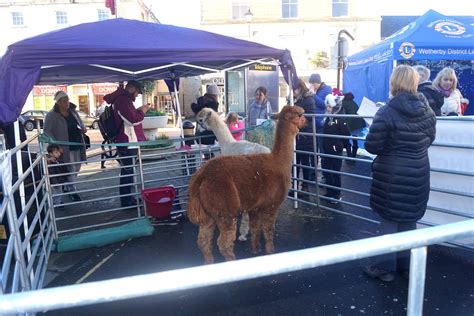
287 69 298 209
173 80 184 145
288 69 294 106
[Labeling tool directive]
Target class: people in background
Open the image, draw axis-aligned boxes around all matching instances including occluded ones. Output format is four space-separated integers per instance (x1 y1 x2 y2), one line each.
341 92 366 160
432 67 462 116
104 80 150 208
46 144 68 207
191 83 220 146
248 86 272 126
44 91 87 202
413 65 444 116
308 73 332 159
364 65 436 282
293 79 316 198
322 95 350 204
226 112 244 141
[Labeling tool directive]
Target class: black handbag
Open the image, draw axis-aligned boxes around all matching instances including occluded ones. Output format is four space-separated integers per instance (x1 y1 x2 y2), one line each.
83 134 91 149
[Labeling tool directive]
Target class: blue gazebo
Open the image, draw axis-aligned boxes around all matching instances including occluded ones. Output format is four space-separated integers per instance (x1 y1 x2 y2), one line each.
344 10 474 115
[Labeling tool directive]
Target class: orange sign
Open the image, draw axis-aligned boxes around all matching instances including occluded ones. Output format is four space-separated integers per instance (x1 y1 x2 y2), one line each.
33 85 67 96
91 83 119 94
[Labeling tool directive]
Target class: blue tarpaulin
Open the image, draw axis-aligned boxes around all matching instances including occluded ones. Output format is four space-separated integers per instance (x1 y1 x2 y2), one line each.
0 18 297 124
344 10 474 113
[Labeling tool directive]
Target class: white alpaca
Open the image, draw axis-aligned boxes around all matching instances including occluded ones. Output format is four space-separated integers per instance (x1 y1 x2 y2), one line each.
196 108 270 241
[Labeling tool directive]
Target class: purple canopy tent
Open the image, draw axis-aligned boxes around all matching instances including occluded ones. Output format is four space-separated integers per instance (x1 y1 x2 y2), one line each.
0 18 297 124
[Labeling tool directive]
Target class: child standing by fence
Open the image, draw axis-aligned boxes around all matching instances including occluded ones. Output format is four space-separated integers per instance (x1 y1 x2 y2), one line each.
47 144 68 207
321 95 350 204
226 112 244 141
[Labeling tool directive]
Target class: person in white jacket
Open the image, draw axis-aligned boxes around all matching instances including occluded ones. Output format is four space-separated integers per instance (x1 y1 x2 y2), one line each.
432 67 462 116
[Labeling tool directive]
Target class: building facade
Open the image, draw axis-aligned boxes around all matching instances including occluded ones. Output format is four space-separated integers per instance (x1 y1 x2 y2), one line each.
200 0 381 86
0 0 159 115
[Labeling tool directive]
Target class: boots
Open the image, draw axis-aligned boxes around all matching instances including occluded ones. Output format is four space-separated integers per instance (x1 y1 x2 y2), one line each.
299 184 310 201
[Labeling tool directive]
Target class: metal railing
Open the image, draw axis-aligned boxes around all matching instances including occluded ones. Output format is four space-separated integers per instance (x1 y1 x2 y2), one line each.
288 114 474 250
0 219 472 314
0 114 472 315
0 131 54 295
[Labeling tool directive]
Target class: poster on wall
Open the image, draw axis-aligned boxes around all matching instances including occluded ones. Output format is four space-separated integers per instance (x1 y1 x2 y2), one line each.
33 85 67 111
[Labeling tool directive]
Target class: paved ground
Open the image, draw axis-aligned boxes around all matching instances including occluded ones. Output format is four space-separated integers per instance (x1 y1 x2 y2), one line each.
42 157 474 316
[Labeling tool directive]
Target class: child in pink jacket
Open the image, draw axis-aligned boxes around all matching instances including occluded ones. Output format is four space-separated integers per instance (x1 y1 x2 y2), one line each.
226 112 244 141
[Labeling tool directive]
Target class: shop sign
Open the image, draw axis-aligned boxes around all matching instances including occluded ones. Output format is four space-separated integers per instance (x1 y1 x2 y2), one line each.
33 85 67 96
249 64 277 71
91 83 119 94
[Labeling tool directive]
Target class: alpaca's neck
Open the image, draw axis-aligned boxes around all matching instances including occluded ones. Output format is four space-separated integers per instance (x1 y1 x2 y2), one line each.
208 114 236 144
271 120 297 167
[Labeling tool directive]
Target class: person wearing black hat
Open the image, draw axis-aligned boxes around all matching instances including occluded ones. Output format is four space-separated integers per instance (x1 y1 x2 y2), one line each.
190 84 221 160
104 80 150 208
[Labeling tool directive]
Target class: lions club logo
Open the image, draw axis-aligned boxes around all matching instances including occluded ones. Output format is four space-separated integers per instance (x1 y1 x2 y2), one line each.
434 22 466 35
399 42 416 59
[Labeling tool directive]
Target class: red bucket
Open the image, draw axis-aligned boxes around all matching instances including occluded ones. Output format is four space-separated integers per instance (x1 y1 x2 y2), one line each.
141 186 176 218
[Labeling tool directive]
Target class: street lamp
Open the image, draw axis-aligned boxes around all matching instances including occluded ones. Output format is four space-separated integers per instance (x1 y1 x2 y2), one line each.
336 29 354 91
244 8 253 38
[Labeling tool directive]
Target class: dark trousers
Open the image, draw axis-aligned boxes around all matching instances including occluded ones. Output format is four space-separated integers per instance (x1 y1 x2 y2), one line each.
296 152 313 187
117 147 137 203
315 126 324 164
344 137 359 157
321 152 342 197
371 217 417 272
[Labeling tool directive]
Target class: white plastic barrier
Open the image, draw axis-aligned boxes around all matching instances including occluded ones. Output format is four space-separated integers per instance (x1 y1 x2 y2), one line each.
425 117 474 247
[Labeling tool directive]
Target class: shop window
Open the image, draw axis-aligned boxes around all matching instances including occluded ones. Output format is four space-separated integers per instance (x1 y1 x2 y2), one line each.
282 0 298 19
11 12 24 26
231 1 250 20
332 0 349 17
56 11 68 25
98 9 109 21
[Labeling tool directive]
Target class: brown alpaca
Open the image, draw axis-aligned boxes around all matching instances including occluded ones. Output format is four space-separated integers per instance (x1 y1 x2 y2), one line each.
187 105 306 263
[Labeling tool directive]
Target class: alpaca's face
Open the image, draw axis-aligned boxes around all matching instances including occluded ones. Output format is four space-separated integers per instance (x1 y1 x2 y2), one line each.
275 105 306 129
295 107 306 129
196 109 213 129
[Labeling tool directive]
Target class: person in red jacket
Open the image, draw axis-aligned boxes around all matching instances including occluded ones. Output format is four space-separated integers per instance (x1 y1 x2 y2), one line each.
104 80 150 207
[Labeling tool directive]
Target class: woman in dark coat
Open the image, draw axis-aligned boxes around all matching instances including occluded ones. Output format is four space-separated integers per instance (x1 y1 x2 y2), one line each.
294 79 316 196
364 65 436 282
341 92 366 159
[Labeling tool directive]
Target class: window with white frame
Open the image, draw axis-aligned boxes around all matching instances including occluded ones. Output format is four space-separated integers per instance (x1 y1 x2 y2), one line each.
98 9 109 21
56 11 68 25
282 0 298 19
332 0 348 17
231 1 250 20
11 12 24 26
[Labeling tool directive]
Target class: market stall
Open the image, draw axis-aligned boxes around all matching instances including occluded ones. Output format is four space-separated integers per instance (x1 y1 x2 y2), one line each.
343 10 474 115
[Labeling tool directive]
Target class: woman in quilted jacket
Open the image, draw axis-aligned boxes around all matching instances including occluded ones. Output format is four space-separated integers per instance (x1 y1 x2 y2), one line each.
363 65 436 282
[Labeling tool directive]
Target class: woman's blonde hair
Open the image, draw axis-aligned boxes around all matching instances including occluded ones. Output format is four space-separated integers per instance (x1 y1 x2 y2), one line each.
390 65 419 96
432 67 458 92
226 112 239 125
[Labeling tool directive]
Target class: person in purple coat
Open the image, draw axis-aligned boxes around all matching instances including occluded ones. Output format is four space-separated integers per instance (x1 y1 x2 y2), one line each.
104 80 150 207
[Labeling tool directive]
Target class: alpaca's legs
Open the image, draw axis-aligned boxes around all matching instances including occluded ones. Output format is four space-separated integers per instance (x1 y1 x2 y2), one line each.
197 219 216 264
216 218 237 261
249 212 262 255
238 212 250 241
261 211 278 254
